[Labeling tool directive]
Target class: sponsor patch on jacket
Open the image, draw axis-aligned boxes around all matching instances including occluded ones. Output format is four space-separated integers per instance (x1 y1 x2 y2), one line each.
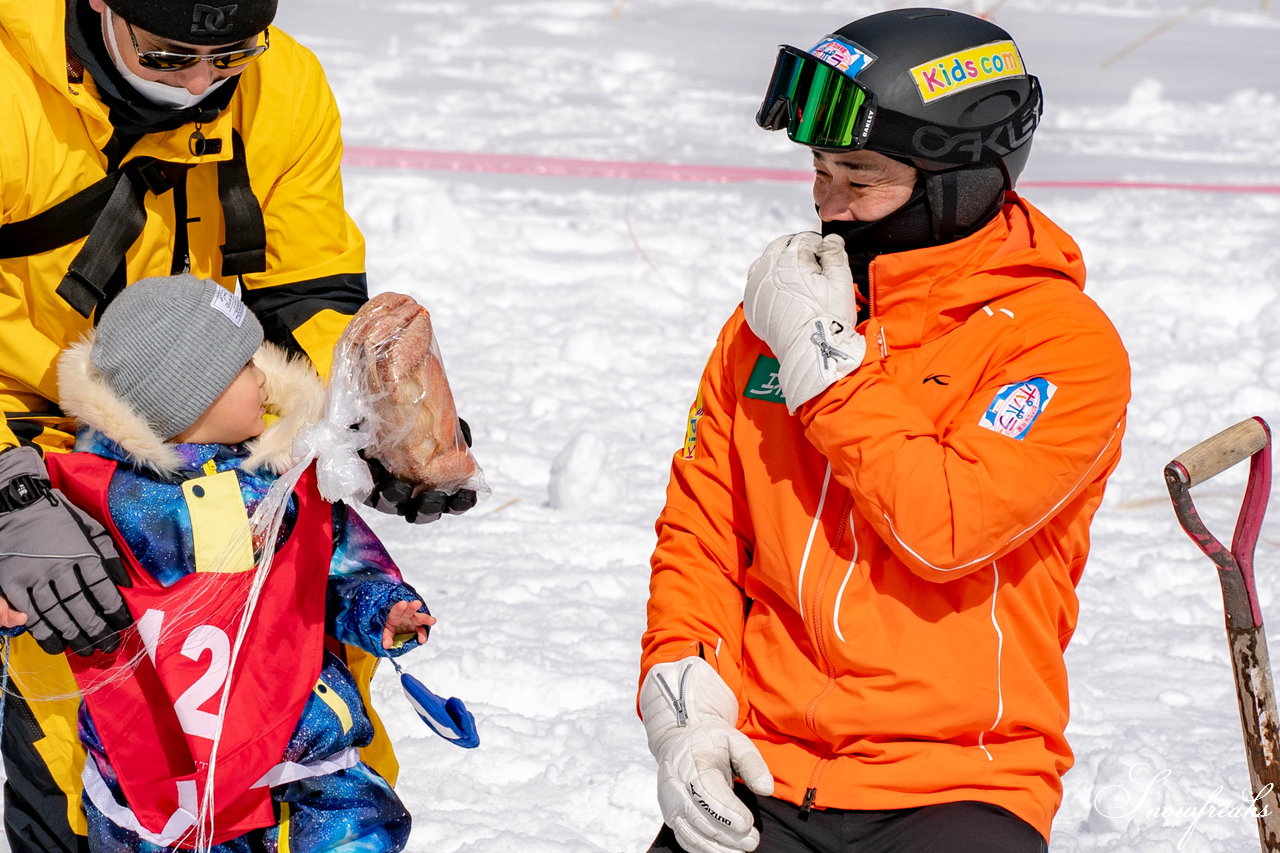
808 36 876 77
979 377 1056 440
909 40 1025 104
682 388 705 460
743 356 786 405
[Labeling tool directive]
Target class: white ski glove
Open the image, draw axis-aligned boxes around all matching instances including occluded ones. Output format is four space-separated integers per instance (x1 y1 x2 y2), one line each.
743 231 865 414
640 656 774 853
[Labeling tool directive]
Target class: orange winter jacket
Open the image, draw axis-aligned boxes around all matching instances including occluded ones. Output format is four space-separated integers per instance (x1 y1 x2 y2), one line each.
641 195 1130 842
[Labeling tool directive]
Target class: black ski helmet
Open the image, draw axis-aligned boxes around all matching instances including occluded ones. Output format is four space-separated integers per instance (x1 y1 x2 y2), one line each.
103 0 278 45
757 7 1042 189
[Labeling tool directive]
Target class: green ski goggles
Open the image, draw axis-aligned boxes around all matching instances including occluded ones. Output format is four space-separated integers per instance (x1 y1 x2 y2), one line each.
755 44 877 151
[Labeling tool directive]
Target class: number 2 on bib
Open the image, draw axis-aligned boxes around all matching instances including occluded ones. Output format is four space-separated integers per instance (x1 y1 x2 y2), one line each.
136 608 233 741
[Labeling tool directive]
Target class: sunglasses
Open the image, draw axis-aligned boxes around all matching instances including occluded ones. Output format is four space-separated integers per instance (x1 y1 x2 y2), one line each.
756 44 877 151
125 19 270 72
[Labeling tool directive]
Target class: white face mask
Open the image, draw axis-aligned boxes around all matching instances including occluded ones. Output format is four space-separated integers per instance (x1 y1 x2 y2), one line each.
102 8 228 110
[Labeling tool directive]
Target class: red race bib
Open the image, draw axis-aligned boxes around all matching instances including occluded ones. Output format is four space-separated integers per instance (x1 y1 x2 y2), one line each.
49 454 332 847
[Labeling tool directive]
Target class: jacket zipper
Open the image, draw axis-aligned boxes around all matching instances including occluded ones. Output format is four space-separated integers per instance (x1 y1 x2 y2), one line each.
867 263 889 359
654 664 691 727
798 493 855 813
867 259 877 321
1 644 45 746
170 170 191 275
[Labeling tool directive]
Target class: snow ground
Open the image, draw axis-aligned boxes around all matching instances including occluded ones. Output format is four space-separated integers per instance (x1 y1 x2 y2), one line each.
235 1 1280 851
9 1 1280 851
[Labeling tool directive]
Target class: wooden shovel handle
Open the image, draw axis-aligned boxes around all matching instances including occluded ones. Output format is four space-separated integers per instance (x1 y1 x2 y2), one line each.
1171 417 1270 488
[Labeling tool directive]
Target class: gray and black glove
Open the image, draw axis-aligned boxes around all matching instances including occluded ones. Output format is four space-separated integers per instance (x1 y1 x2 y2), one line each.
363 418 478 524
0 447 132 656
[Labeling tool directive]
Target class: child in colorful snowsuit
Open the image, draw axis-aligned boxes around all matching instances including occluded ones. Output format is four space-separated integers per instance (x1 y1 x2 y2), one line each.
11 273 433 852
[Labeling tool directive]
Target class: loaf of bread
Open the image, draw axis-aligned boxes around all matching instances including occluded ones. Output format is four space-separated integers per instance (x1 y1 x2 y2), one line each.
341 292 476 493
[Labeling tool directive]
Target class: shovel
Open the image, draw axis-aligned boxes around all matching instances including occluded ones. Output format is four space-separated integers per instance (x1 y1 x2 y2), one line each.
1165 416 1279 851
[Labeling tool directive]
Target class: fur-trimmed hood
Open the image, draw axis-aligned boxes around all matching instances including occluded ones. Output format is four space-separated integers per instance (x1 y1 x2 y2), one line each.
57 336 326 477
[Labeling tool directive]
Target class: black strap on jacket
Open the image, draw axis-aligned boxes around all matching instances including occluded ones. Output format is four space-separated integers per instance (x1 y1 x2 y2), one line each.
0 175 117 259
0 129 142 263
0 130 267 319
55 157 181 318
217 131 267 277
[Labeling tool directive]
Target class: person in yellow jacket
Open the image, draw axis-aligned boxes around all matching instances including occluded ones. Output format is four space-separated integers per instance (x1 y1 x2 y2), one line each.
638 9 1130 853
0 1 474 849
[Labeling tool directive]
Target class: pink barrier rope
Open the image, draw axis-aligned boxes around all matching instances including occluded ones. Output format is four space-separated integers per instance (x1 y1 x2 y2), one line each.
341 147 809 184
343 146 1280 195
1023 179 1280 195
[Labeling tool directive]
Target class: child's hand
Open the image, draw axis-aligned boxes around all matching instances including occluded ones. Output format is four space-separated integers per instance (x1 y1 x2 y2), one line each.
0 595 28 629
382 600 436 650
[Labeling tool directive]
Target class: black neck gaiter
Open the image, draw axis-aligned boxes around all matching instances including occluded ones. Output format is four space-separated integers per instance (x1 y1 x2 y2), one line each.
820 166 1006 324
65 0 239 140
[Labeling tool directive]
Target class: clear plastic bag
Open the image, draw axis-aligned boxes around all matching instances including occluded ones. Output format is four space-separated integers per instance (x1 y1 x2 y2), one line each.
300 292 488 505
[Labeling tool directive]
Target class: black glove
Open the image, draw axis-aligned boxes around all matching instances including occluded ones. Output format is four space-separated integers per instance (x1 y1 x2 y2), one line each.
0 447 132 655
363 419 478 524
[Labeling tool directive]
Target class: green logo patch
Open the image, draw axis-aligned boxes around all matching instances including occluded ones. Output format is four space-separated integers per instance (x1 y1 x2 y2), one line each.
743 356 786 405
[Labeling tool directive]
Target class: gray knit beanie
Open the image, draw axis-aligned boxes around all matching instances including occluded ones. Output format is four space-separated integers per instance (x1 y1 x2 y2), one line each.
91 274 263 439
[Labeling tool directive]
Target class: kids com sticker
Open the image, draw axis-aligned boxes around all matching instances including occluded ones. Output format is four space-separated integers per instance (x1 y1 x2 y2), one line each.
909 39 1024 104
979 378 1057 440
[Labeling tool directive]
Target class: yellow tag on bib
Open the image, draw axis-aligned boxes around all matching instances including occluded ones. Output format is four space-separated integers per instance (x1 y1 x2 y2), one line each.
182 469 254 574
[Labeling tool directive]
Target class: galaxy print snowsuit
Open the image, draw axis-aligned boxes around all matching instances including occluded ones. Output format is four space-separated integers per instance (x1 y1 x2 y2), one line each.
74 429 421 853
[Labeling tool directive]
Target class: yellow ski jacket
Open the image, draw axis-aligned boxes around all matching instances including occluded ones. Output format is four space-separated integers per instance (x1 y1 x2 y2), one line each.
0 0 366 453
0 4 393 841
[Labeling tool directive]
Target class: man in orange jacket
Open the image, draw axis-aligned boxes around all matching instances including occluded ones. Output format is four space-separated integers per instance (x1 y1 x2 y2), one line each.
639 9 1130 853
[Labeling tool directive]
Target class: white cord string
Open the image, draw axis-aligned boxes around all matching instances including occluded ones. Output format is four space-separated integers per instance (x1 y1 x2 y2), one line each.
0 551 100 560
